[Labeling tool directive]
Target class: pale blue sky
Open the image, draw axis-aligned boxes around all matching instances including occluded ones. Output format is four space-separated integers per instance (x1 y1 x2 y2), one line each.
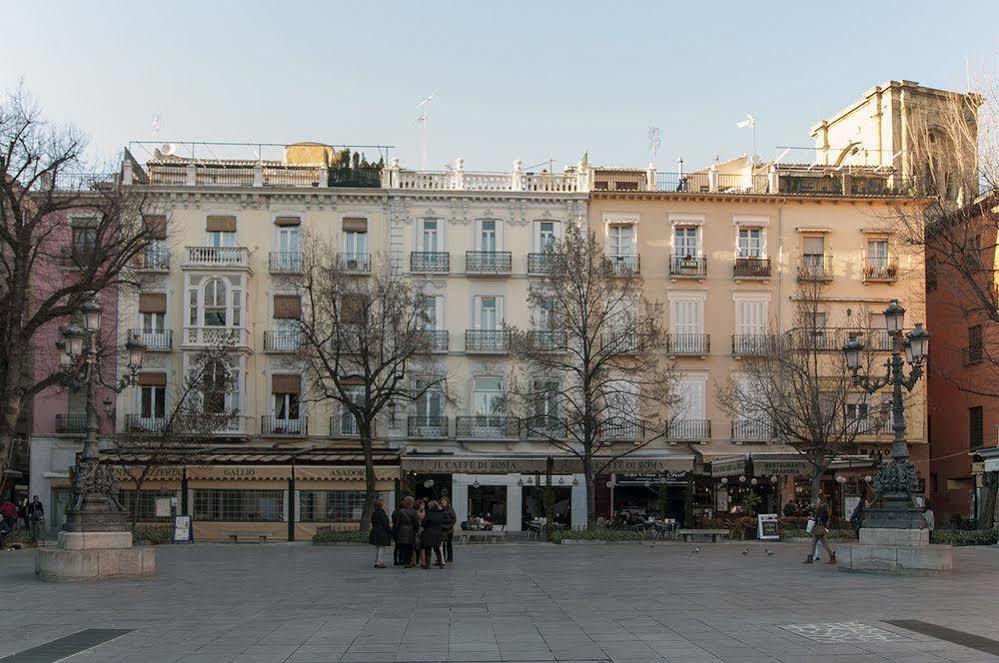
3 1 997 171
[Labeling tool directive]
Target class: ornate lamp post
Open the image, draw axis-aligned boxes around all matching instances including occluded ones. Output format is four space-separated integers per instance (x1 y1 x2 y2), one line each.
842 299 928 529
58 295 146 533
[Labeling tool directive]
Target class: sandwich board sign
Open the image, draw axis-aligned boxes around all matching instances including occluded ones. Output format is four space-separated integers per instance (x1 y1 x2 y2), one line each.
757 513 779 541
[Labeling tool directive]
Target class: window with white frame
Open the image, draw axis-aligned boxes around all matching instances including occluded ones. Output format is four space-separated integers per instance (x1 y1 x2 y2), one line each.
142 311 165 333
203 278 227 326
422 296 440 330
472 377 503 416
737 227 764 258
532 379 560 419
673 226 700 258
421 219 440 252
207 230 236 248
140 384 166 420
414 379 444 419
478 220 498 252
536 221 557 251
669 296 705 352
608 224 635 257
474 296 503 330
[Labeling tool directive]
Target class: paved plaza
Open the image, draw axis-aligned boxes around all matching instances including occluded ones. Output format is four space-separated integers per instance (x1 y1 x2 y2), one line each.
2 541 999 663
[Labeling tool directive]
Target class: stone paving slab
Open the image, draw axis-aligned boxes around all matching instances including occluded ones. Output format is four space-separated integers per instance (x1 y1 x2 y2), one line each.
1 542 999 662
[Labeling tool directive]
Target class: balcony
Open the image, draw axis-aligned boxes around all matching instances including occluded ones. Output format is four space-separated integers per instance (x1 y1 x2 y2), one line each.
853 417 891 436
863 256 897 282
183 326 251 350
124 414 167 434
525 330 567 352
465 251 512 275
206 414 252 436
787 329 840 352
731 420 772 443
798 254 834 281
330 415 362 438
527 253 554 275
407 416 449 439
668 255 707 279
130 329 172 352
667 333 710 356
731 334 774 356
455 416 519 440
417 330 449 354
55 413 89 435
600 331 641 354
733 257 771 279
523 415 565 440
666 419 711 442
269 251 304 274
465 330 510 353
263 329 301 353
410 251 450 273
261 415 307 437
184 246 250 270
598 419 645 441
337 252 371 273
607 255 640 276
136 247 170 272
328 166 382 188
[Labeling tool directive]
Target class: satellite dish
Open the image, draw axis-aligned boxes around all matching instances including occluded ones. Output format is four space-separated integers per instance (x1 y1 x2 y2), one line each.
153 143 177 160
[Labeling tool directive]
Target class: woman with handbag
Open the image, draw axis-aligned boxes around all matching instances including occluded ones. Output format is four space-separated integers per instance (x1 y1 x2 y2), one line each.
803 496 836 564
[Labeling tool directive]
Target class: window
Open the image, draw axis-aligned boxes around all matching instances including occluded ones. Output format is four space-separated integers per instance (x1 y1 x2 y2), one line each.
71 224 98 264
803 235 825 257
203 278 227 326
207 230 236 248
737 228 763 258
344 230 367 256
193 489 283 522
414 380 443 418
298 490 390 523
118 490 174 522
969 406 984 449
670 297 705 352
422 296 439 330
140 384 166 419
807 311 828 348
536 299 555 331
867 239 889 260
422 219 439 252
734 297 768 353
532 379 559 418
203 363 229 415
968 325 983 363
477 296 501 330
479 220 497 252
337 385 364 435
927 257 938 291
674 226 700 258
142 311 165 333
272 375 301 421
608 224 634 257
846 394 870 433
537 221 556 251
472 377 503 416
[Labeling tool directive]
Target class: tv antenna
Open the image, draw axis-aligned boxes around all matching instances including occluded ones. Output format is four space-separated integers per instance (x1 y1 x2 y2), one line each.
648 126 661 168
415 93 436 170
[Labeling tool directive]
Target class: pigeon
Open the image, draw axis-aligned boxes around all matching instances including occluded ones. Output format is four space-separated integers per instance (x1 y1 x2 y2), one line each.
741 547 750 555
691 546 701 554
765 549 775 557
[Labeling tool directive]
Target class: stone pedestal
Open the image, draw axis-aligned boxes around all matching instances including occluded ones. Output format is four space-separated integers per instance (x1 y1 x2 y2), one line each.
35 531 156 582
838 527 952 575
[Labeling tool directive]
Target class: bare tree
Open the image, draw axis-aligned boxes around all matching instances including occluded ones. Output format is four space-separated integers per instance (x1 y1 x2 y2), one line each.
113 343 239 526
296 239 450 536
509 222 678 528
0 85 154 477
716 280 888 500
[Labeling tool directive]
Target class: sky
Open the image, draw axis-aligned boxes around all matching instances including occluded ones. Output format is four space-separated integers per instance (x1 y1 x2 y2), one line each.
3 1 998 172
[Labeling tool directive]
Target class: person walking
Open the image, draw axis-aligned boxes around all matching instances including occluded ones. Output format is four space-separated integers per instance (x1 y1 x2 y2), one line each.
414 498 427 567
803 496 836 564
369 498 392 569
0 498 17 533
440 496 456 564
27 496 44 544
393 496 418 569
420 500 447 569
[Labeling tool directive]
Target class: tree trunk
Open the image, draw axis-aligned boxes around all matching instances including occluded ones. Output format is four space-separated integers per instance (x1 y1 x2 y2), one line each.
358 422 376 538
0 358 27 478
583 456 595 529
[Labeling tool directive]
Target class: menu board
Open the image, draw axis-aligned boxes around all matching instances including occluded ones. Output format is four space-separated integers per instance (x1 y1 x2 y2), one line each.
173 515 193 544
757 513 779 541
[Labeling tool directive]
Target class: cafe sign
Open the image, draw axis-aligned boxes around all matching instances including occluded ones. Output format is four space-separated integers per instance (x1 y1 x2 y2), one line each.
294 466 400 481
186 465 292 480
753 458 810 476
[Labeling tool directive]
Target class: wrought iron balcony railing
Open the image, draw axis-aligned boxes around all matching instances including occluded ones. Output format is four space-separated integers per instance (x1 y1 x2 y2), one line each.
465 251 512 274
523 415 565 440
731 420 772 443
123 414 167 433
598 419 645 441
263 329 301 353
330 415 363 438
863 256 897 282
407 416 449 439
525 330 567 352
269 251 304 274
607 255 640 276
417 330 449 353
733 256 771 278
667 333 710 355
130 329 172 352
337 252 371 273
261 415 307 436
731 334 774 356
798 254 834 281
668 255 707 278
455 416 519 439
465 330 510 353
136 247 170 272
666 419 711 441
55 412 90 434
527 252 554 275
410 251 450 273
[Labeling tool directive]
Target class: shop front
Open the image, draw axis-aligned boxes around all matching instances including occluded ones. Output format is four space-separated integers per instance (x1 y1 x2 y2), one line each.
701 447 810 519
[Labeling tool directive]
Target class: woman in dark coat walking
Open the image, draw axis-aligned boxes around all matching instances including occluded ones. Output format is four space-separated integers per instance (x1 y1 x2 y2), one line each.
392 496 418 568
420 500 447 569
369 498 392 568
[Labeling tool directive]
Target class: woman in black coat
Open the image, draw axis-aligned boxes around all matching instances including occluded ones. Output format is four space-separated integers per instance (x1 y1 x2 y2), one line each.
369 498 392 568
420 500 447 569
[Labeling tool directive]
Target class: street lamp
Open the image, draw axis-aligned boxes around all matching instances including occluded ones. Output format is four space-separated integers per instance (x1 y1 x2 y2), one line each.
56 295 147 533
841 298 929 530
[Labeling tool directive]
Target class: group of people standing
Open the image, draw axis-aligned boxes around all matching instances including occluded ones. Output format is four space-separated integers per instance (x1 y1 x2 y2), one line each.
0 495 44 544
368 496 457 569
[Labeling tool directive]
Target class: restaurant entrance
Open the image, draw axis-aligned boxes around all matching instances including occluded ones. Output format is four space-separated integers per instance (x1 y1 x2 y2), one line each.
467 484 508 525
521 485 572 529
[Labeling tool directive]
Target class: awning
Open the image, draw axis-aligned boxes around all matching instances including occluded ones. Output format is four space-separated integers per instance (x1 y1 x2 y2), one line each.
187 465 292 481
693 444 807 477
401 453 694 475
985 458 999 473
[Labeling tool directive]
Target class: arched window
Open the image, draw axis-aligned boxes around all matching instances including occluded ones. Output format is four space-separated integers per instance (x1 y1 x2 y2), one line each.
204 278 227 326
